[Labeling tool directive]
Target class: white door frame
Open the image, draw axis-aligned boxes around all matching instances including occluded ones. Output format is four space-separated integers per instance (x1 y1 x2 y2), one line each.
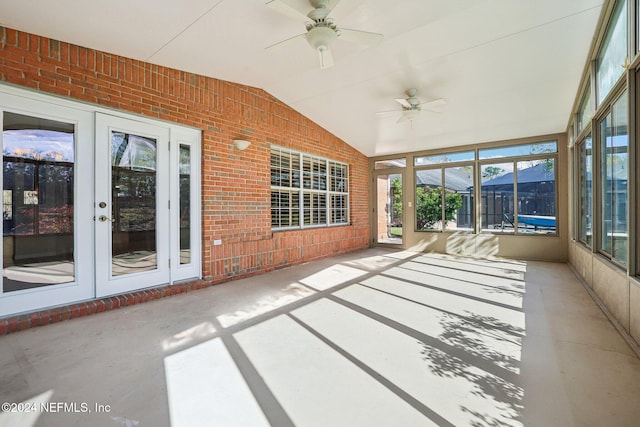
373 169 405 246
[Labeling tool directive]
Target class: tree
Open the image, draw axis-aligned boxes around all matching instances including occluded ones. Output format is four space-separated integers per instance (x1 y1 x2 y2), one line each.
416 186 463 230
482 166 504 179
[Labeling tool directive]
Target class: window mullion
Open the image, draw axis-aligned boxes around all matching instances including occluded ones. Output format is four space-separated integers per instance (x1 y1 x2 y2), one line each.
325 159 330 226
299 152 304 229
513 160 519 234
440 168 445 231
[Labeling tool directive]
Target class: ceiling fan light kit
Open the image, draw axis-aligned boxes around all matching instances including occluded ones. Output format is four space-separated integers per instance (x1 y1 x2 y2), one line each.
306 26 337 69
399 109 421 123
306 26 336 51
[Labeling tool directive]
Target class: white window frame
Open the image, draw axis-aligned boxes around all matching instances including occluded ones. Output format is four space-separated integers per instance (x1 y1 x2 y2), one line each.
270 145 349 231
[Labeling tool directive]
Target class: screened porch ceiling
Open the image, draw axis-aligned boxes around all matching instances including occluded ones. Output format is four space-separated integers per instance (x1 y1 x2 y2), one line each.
0 0 603 156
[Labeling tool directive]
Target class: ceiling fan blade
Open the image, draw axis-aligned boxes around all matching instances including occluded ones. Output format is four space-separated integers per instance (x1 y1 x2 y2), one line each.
265 0 310 23
265 33 306 51
338 28 383 46
319 48 334 69
376 109 401 116
420 98 446 111
394 98 411 109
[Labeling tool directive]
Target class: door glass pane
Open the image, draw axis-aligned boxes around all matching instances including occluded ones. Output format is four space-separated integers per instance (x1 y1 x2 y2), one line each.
445 166 474 231
376 174 402 244
516 159 556 235
111 132 157 276
481 163 514 233
3 112 75 291
179 145 191 265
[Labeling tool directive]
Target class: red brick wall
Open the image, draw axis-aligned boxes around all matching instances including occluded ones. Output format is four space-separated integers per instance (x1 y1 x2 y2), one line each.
0 26 370 284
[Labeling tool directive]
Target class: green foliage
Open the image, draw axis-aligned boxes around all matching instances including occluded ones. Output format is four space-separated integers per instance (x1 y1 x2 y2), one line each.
390 176 403 223
416 186 463 230
482 166 504 179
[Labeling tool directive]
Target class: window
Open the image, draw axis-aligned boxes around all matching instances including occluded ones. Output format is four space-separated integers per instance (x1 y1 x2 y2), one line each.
413 150 476 231
599 90 628 264
271 147 349 230
577 85 593 134
414 150 475 232
478 141 557 159
516 159 556 235
414 150 475 166
408 144 557 236
415 164 474 232
596 0 627 105
578 134 593 246
374 158 406 169
481 163 515 232
480 142 557 235
415 169 443 231
329 162 349 224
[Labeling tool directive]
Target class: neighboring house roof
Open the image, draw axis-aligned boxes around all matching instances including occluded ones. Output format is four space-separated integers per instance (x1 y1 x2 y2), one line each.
417 161 627 193
416 168 472 191
482 162 554 186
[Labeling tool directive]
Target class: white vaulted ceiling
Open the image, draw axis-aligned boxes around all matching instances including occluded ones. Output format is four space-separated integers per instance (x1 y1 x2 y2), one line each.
0 0 603 156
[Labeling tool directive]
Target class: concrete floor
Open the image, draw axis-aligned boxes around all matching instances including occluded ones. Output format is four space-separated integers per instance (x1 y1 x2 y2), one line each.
1 248 640 427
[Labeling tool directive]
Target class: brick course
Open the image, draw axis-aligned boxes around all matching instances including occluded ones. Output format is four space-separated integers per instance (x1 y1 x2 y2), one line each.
0 26 370 333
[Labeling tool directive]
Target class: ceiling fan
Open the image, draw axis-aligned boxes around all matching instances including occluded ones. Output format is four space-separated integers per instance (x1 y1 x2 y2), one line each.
378 88 446 123
265 0 383 69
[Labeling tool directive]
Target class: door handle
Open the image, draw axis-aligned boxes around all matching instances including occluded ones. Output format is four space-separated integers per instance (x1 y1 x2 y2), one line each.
98 215 112 222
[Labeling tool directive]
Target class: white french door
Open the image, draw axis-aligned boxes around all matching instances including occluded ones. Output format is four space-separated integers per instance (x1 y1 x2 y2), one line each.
94 113 170 297
0 86 201 317
374 171 404 245
0 91 94 316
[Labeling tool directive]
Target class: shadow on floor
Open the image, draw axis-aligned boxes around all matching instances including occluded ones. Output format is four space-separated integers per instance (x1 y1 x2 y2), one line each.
2 248 640 427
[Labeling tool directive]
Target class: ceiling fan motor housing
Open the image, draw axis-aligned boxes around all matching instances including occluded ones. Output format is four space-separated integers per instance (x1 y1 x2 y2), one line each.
306 26 337 51
407 98 421 109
